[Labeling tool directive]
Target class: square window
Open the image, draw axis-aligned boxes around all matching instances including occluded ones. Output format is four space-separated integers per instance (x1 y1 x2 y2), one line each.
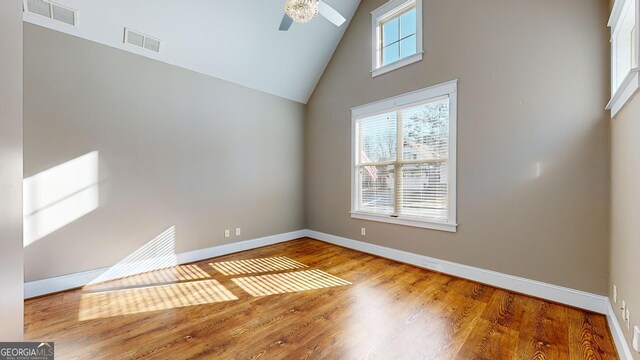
372 0 423 77
379 5 416 67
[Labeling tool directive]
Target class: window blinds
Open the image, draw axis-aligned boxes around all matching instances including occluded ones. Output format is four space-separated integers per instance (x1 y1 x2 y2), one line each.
354 96 450 223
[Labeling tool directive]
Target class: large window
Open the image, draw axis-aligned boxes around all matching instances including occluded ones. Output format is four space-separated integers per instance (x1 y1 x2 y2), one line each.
607 0 639 116
351 80 457 232
371 0 423 77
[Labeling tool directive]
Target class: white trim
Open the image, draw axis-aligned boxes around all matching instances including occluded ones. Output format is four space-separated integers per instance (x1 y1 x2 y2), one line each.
372 52 423 77
176 230 306 264
371 0 416 19
351 80 457 116
607 68 640 117
24 267 106 299
607 299 635 360
350 212 457 232
371 0 423 76
24 230 307 298
350 80 458 230
306 230 610 314
608 0 639 116
609 0 626 28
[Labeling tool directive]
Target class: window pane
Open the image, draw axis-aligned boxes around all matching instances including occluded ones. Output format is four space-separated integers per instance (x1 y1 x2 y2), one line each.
357 113 397 163
402 98 450 161
399 34 417 59
399 163 448 221
358 166 395 215
383 43 400 65
382 17 399 46
400 8 417 38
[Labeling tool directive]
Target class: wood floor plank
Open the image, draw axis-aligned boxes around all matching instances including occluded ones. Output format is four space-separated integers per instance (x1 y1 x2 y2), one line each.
24 238 618 360
568 310 618 360
514 299 570 359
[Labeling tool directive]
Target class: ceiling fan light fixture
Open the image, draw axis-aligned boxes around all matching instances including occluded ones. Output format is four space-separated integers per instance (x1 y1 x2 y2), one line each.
284 0 319 24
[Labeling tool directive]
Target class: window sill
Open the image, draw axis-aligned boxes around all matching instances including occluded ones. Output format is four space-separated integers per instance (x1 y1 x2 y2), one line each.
350 212 457 232
371 52 423 78
607 68 640 117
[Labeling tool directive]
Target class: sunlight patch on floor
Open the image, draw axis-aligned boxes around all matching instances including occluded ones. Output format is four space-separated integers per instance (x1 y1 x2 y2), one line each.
210 256 307 275
85 264 211 291
78 279 237 320
232 269 351 296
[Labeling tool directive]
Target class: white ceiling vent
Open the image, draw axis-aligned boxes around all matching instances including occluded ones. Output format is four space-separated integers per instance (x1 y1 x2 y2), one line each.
24 0 78 26
124 28 162 53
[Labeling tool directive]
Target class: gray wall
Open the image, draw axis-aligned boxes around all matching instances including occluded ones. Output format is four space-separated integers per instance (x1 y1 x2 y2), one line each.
0 0 24 341
610 93 640 359
305 0 611 294
24 24 305 282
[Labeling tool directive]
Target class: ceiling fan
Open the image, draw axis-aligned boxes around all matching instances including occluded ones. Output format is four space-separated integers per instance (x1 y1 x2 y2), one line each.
279 0 346 31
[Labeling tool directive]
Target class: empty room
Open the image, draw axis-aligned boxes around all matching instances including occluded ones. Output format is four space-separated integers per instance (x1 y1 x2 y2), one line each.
1 0 639 358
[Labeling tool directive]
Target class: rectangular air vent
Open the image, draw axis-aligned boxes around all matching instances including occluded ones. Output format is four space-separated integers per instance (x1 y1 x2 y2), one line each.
124 28 162 53
24 0 78 26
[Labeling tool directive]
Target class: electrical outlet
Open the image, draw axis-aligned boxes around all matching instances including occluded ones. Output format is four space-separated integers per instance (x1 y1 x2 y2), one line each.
623 301 627 320
627 309 631 330
235 228 241 236
361 227 366 236
224 229 230 238
613 285 617 303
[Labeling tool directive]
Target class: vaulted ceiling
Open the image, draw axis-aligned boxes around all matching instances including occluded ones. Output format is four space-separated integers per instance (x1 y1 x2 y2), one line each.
23 0 361 103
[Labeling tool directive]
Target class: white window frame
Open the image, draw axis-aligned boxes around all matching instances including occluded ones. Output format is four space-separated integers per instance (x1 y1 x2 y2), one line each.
371 0 423 78
606 0 640 117
350 80 458 232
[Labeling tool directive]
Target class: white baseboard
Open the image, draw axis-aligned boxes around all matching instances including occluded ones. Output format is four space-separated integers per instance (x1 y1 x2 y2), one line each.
606 298 634 360
176 230 307 264
24 267 107 299
24 230 306 299
305 230 609 314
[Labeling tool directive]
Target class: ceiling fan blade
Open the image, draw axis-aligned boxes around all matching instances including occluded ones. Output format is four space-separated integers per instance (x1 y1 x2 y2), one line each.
279 14 294 31
318 1 346 27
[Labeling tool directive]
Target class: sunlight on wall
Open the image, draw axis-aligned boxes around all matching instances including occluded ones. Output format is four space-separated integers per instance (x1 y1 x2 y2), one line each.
85 264 210 292
87 226 178 285
78 279 238 320
210 256 307 276
23 151 99 247
232 269 351 296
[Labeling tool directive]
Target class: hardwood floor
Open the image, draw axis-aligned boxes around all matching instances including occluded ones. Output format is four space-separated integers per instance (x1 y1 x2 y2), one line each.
24 238 618 359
